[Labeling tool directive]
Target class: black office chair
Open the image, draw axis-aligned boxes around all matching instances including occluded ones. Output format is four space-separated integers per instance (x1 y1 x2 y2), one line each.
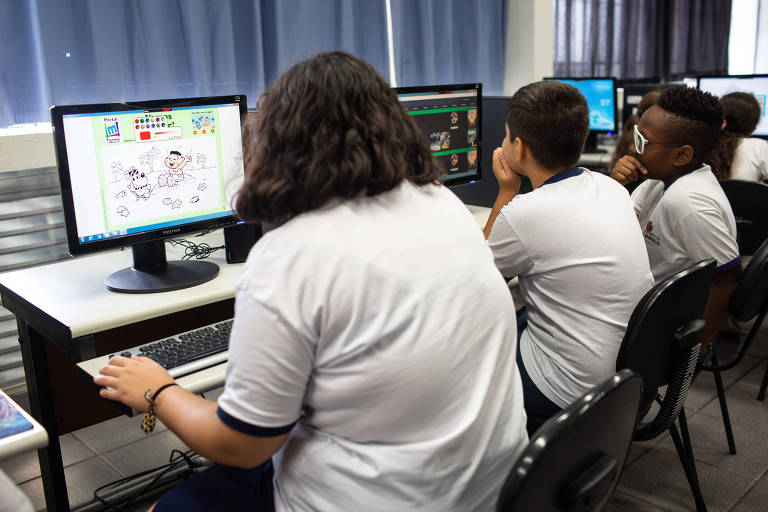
496 369 643 512
699 238 768 453
719 179 768 256
616 259 717 512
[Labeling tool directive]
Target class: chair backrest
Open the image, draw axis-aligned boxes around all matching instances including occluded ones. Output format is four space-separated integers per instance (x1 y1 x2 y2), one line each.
720 179 768 256
731 238 768 323
616 259 716 439
496 369 643 512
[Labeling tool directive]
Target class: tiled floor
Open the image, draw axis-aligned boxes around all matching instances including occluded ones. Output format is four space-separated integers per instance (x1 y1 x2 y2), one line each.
3 330 768 511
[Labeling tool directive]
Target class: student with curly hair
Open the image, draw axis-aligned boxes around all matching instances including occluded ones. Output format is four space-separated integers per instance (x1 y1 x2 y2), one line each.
94 51 528 512
610 86 742 347
708 92 768 181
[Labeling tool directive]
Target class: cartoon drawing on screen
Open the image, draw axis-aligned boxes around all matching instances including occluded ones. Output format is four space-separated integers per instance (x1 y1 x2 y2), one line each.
450 153 459 168
162 197 183 209
158 151 192 187
125 167 152 200
450 111 459 125
101 135 222 229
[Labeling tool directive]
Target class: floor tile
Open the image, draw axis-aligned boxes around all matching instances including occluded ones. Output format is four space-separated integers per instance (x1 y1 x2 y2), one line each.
18 476 44 512
17 456 123 511
735 362 768 394
101 429 190 478
0 433 96 484
66 456 124 508
71 411 167 454
655 411 768 479
699 385 768 433
604 489 668 512
731 474 768 512
617 446 752 511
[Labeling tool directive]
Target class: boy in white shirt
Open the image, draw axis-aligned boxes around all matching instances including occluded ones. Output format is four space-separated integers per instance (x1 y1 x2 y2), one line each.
484 81 653 418
611 86 742 347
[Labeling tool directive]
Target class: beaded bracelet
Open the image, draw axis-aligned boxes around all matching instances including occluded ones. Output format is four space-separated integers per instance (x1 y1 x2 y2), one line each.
141 383 178 434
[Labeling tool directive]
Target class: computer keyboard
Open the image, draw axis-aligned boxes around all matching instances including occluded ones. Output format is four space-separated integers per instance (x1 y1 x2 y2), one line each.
77 319 233 380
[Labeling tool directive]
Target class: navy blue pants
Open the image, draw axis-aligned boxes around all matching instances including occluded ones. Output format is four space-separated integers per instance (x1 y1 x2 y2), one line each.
516 310 562 419
154 460 275 512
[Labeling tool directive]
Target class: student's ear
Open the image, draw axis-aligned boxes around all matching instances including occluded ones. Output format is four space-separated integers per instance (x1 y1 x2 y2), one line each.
513 137 526 163
672 145 695 166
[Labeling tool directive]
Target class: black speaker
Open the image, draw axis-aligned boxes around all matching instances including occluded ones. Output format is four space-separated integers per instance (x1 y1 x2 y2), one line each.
224 223 263 263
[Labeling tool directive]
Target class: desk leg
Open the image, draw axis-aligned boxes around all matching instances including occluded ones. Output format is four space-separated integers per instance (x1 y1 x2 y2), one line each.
18 321 70 512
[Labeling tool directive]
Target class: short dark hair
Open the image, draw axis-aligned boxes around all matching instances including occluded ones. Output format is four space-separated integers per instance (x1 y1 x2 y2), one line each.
721 92 761 136
656 86 723 162
170 150 181 156
235 51 441 225
505 81 589 170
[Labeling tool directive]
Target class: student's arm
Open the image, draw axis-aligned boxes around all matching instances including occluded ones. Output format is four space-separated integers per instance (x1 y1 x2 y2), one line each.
609 155 648 186
95 356 288 468
483 148 521 239
701 265 742 349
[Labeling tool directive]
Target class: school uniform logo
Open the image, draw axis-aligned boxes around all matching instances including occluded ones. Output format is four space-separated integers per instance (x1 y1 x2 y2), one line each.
643 220 660 246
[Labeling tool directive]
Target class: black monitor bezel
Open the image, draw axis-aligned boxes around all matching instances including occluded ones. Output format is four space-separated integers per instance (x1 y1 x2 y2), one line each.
544 76 619 134
697 74 768 137
394 83 482 187
50 94 248 257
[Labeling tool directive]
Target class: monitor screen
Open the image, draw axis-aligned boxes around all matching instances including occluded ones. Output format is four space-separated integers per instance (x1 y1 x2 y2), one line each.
697 75 768 137
395 84 481 186
546 77 618 133
50 95 248 293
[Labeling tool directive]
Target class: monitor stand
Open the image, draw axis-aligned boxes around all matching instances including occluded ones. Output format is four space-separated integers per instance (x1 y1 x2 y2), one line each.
105 239 219 294
582 132 607 153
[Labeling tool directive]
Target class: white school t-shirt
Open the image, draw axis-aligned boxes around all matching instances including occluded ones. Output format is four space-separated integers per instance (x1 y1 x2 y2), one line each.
217 182 528 512
729 137 768 182
487 168 654 408
631 165 740 282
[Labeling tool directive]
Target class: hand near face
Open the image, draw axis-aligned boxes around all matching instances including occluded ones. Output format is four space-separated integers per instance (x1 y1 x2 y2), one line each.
492 147 521 192
94 356 175 412
610 155 648 185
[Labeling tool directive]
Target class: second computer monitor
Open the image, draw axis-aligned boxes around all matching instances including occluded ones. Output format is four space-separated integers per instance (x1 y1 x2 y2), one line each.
546 77 618 153
395 84 481 186
698 74 768 137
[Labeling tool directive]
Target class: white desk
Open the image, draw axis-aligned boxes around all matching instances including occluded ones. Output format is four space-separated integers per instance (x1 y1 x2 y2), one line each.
0 388 47 461
0 232 240 512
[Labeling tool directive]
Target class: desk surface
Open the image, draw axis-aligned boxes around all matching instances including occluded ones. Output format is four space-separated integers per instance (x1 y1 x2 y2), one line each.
0 232 242 340
0 389 47 461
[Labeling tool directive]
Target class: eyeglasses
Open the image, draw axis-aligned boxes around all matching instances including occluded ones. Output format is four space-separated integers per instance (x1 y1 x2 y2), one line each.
633 124 684 155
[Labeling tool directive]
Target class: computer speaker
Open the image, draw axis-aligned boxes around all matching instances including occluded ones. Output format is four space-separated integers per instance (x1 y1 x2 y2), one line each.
224 223 262 263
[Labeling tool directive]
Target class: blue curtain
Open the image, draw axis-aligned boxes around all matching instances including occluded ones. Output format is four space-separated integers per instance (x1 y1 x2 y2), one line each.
0 0 389 127
389 0 507 94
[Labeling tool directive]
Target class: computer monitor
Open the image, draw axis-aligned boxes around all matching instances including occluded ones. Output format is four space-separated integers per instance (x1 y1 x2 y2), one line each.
395 84 481 186
545 77 618 153
618 81 675 127
50 95 248 293
697 74 768 138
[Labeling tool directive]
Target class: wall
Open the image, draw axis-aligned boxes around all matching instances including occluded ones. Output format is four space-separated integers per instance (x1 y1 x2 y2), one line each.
503 0 554 95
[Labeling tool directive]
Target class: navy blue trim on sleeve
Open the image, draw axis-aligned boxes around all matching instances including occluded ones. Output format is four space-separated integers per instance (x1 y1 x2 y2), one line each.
716 255 742 274
541 168 583 187
216 406 297 437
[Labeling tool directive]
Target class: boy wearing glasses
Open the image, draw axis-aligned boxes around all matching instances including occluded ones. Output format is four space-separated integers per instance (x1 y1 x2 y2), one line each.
610 86 741 346
483 81 653 419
